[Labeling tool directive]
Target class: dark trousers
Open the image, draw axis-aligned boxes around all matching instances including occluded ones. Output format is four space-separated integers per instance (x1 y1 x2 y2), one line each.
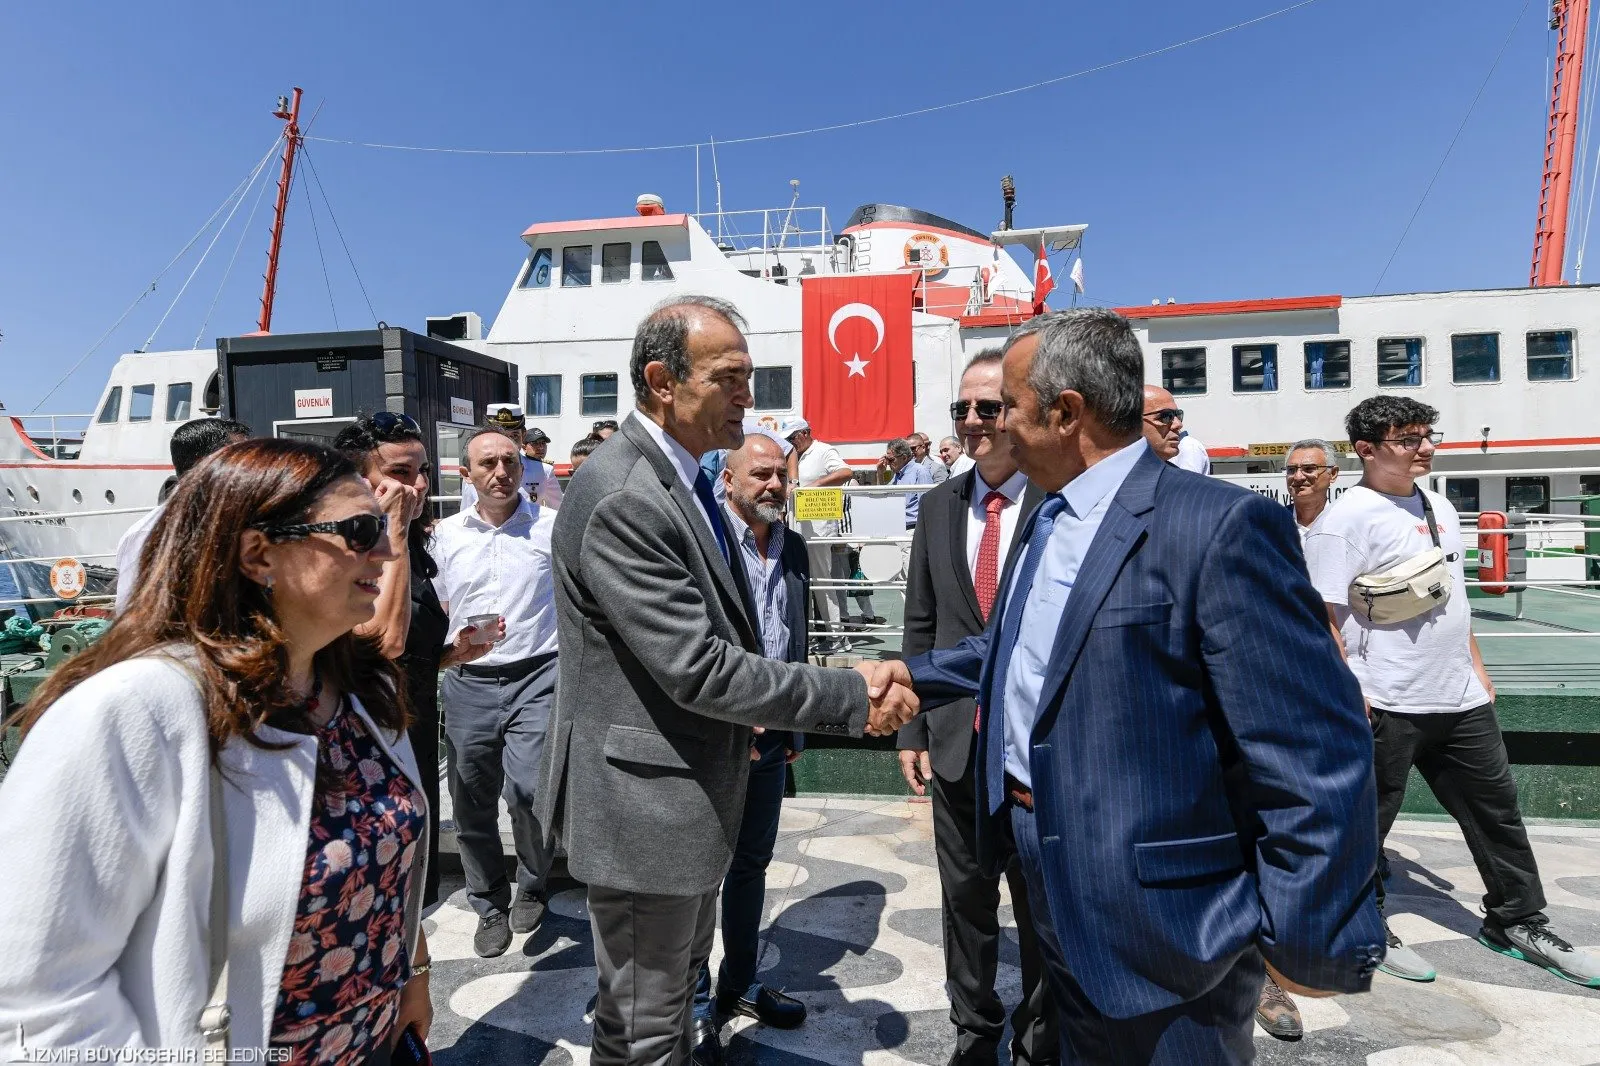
1372 703 1546 927
441 653 557 917
405 700 442 909
933 769 1057 1064
590 884 719 1066
1009 804 1260 1066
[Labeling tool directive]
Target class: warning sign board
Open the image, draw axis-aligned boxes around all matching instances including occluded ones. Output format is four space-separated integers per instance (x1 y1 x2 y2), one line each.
50 557 87 600
793 488 845 522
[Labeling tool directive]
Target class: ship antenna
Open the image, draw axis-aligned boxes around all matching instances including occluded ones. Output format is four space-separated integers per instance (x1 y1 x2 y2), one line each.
777 179 801 249
257 88 304 333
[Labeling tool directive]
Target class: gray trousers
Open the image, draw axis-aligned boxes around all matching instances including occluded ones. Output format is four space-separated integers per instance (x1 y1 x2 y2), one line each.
806 542 849 632
588 885 718 1066
441 652 556 917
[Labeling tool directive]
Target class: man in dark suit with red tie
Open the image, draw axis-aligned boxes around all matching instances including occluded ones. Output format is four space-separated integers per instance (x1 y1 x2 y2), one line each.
898 350 1056 1066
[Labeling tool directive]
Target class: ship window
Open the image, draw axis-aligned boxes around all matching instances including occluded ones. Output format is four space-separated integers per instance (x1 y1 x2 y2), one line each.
753 367 792 411
201 371 221 413
580 373 618 416
1452 333 1500 383
601 243 631 284
1444 477 1480 513
642 241 674 281
1304 340 1351 390
1377 337 1423 387
1581 474 1600 496
1527 329 1574 380
562 246 593 287
166 382 193 421
522 248 553 289
526 374 562 416
97 386 123 423
1161 348 1206 395
1232 345 1278 393
1507 475 1550 514
129 383 156 422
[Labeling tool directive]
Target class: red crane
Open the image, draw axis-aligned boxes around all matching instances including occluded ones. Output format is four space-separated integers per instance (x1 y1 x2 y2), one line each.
255 88 303 333
1531 0 1590 287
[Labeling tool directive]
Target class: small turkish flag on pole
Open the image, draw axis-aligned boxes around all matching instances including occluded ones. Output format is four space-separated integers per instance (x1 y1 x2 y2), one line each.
801 274 916 443
1032 244 1054 315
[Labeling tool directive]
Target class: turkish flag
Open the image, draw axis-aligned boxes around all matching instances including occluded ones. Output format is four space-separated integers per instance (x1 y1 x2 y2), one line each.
801 273 916 443
1032 245 1054 315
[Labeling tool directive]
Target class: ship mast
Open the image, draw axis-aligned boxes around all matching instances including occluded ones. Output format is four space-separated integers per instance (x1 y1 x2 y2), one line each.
1531 0 1590 286
256 87 303 333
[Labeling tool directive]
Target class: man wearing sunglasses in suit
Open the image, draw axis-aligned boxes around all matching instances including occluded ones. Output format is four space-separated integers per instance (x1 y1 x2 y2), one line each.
897 351 1057 1066
433 427 560 958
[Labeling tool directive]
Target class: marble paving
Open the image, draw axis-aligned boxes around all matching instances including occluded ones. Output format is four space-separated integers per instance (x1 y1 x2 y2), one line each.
422 798 1600 1066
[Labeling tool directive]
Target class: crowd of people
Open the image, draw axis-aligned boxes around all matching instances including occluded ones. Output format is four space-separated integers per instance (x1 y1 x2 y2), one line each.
0 297 1596 1066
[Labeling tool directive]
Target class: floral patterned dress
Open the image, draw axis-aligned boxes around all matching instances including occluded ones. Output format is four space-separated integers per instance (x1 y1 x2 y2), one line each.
270 700 424 1065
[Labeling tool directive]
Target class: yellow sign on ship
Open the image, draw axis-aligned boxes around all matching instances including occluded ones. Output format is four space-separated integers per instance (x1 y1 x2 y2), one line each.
1248 440 1354 458
793 488 845 522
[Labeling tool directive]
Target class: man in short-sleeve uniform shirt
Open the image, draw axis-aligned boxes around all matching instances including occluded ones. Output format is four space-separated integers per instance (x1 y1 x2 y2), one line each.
1304 395 1600 988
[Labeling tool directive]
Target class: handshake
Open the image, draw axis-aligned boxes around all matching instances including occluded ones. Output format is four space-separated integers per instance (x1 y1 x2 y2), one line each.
852 660 921 737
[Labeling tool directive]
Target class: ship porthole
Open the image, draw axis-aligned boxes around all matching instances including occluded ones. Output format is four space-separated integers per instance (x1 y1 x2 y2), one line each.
105 490 115 504
26 485 38 501
71 489 82 504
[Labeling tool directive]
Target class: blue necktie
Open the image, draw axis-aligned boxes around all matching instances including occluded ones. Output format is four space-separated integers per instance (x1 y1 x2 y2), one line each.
693 469 730 562
986 494 1068 812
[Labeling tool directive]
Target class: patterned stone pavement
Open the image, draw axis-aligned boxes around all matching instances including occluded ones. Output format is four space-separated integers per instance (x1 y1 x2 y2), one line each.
422 798 1600 1066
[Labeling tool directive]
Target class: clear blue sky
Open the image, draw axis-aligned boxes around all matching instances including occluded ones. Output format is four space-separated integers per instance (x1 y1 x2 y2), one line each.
0 0 1571 413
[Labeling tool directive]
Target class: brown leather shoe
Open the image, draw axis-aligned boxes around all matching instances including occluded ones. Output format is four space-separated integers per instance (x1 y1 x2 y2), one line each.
1255 973 1302 1040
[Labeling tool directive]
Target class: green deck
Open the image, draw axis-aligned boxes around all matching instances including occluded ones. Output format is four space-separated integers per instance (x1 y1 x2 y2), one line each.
796 586 1600 821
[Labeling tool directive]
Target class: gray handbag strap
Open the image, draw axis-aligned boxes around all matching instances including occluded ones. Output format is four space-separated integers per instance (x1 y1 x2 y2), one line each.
199 766 232 1051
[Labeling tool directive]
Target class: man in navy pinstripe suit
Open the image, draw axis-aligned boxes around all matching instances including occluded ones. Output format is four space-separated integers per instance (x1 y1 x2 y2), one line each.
905 309 1385 1064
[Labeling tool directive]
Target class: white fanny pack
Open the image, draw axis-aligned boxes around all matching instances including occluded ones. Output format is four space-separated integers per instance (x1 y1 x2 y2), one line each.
1348 491 1453 625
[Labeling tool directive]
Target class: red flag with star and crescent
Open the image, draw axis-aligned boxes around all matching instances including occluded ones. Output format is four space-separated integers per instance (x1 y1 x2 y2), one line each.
800 273 916 443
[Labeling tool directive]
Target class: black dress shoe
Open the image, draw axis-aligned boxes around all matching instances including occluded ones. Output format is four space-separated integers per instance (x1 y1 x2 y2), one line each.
718 985 806 1029
690 1016 723 1066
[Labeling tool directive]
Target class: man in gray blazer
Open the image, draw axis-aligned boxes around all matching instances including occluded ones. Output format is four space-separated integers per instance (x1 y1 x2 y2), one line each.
541 294 919 1066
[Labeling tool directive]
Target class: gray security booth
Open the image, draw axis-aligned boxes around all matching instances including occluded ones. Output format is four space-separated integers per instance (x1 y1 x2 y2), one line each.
216 327 517 504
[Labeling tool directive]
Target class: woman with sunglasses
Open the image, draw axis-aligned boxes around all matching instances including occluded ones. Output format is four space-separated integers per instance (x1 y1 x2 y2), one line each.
0 439 434 1061
335 412 499 908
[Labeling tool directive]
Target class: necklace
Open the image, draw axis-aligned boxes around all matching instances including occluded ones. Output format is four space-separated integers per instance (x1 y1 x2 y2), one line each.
303 673 325 714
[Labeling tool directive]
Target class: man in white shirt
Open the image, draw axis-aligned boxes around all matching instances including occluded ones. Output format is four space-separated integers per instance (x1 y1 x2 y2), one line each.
783 417 856 653
1285 438 1341 543
1304 395 1600 988
460 404 562 511
939 435 975 478
1141 385 1210 474
113 417 251 613
434 427 560 959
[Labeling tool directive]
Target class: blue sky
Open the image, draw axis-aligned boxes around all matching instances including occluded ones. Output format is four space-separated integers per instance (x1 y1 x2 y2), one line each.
0 0 1573 413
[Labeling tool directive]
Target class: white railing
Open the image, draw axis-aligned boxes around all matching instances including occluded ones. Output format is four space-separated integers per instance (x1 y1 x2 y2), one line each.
693 206 832 255
6 413 94 460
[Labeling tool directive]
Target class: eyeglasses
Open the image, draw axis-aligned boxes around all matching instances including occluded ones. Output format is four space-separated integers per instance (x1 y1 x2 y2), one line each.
1143 408 1183 427
1285 463 1336 476
255 514 389 553
949 399 1004 421
1379 432 1443 450
369 411 421 438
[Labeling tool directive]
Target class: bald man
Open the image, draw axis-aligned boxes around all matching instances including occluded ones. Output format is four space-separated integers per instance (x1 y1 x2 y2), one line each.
1142 385 1211 474
689 433 815 1052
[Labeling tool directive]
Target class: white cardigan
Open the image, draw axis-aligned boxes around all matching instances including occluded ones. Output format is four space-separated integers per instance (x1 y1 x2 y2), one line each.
0 653 428 1053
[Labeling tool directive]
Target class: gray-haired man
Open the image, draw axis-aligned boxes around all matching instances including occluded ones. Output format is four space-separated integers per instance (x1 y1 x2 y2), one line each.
1285 438 1342 542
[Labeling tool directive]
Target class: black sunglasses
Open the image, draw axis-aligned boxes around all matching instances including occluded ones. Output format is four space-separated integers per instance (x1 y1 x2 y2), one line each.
592 419 619 432
950 399 1004 421
255 514 389 553
369 411 421 439
1144 408 1183 426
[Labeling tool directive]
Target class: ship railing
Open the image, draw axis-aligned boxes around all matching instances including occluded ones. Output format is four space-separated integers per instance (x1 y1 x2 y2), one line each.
693 206 832 255
5 413 95 460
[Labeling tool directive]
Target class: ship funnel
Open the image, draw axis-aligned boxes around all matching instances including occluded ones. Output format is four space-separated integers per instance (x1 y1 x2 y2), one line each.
636 194 666 217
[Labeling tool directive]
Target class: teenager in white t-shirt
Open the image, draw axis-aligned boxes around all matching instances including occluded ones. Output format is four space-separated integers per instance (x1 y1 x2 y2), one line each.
1304 395 1599 988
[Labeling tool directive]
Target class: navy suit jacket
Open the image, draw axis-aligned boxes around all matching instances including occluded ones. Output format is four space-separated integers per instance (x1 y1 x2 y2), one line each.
906 447 1384 1018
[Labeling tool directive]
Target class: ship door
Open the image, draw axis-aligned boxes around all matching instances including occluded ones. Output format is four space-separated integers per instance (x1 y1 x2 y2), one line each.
272 416 356 446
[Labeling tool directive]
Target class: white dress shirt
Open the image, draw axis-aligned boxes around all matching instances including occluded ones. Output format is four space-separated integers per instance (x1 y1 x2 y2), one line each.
948 453 976 478
964 469 1029 581
1003 438 1148 787
629 410 722 545
113 504 165 614
432 496 559 664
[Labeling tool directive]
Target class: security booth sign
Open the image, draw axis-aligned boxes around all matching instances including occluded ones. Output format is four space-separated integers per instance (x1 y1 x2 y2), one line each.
293 388 333 419
450 397 475 425
50 557 87 600
793 488 846 523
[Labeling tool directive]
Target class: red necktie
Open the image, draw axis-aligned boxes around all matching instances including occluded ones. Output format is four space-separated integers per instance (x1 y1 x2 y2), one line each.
974 490 1008 621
